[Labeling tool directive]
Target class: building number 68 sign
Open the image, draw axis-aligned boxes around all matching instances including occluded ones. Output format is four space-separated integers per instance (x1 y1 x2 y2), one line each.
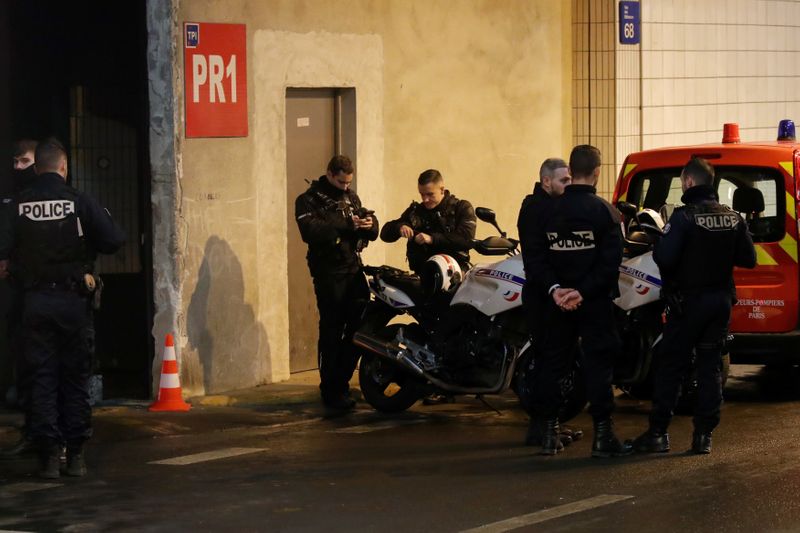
184 22 248 138
618 1 641 45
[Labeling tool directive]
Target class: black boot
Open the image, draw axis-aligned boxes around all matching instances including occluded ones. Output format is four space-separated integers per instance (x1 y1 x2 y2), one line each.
322 392 356 411
38 445 61 479
691 432 712 454
540 419 564 456
526 420 583 447
631 428 670 453
65 445 87 477
591 418 633 458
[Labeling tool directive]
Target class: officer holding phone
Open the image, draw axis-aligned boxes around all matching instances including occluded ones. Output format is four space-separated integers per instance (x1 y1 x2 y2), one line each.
295 155 379 411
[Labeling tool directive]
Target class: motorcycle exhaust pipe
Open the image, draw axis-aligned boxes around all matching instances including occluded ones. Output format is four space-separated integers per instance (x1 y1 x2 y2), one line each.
353 332 426 376
353 332 500 394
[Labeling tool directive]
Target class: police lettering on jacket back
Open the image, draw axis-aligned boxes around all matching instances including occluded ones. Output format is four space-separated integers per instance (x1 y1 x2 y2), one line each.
547 229 596 250
537 185 624 300
693 211 740 231
14 188 88 285
657 201 749 293
19 199 76 221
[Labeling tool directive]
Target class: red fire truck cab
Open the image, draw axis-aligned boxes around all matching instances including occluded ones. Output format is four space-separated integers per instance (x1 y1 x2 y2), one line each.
612 121 800 365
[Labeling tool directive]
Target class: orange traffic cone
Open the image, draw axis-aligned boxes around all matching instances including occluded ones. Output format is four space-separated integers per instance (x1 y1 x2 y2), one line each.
149 334 191 412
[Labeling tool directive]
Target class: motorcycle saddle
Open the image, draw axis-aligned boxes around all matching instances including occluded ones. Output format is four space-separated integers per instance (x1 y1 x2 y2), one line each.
382 269 425 303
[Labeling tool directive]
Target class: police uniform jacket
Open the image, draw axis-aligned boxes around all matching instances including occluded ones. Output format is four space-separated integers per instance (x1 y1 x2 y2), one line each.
517 183 554 305
0 172 125 288
380 191 476 273
295 176 379 278
0 168 38 252
527 183 623 300
654 184 756 293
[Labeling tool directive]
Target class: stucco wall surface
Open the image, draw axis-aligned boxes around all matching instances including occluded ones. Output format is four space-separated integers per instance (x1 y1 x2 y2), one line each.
169 0 573 395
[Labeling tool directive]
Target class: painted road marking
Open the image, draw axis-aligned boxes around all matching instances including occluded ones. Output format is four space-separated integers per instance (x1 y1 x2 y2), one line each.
149 447 266 465
0 482 61 497
329 419 426 434
460 494 635 533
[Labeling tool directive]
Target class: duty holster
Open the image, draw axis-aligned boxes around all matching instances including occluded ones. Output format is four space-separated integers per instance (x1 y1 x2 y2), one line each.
80 273 104 310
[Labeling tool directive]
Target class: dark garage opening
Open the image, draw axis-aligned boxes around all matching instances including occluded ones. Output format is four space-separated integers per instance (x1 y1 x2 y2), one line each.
0 0 154 399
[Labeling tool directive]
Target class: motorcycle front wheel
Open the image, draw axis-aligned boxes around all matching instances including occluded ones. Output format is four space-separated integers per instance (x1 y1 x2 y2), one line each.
514 346 587 423
358 325 424 413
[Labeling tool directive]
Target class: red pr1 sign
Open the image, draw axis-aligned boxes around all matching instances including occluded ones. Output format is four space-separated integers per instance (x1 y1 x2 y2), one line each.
184 22 248 138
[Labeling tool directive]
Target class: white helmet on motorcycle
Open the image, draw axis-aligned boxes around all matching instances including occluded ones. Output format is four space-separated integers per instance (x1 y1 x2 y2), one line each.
421 254 463 295
637 208 665 232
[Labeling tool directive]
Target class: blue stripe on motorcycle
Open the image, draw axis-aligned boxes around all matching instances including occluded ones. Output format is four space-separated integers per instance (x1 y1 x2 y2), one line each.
618 265 663 287
474 268 525 286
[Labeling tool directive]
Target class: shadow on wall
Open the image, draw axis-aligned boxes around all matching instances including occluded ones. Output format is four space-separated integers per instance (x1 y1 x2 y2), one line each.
187 236 271 394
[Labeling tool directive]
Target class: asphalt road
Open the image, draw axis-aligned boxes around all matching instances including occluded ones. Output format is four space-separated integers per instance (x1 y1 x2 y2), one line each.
2 365 800 532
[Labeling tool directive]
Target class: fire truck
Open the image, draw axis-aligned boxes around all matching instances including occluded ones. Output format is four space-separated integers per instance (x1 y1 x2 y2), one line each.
612 120 799 365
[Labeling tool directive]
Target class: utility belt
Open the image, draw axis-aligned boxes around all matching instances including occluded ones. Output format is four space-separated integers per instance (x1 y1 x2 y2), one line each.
33 280 80 292
28 273 104 310
662 284 732 318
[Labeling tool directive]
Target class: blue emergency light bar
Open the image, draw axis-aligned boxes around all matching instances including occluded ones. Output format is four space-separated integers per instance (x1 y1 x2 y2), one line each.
777 119 796 141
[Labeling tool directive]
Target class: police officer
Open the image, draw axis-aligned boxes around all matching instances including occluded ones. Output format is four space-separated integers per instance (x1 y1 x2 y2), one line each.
10 139 38 193
0 139 39 458
516 158 583 448
632 157 756 455
518 158 571 330
526 145 632 457
380 169 476 274
0 138 125 478
295 155 379 411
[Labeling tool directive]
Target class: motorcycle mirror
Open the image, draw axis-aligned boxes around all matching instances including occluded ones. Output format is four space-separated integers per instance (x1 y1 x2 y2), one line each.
659 203 675 221
475 207 496 224
475 207 506 238
616 201 638 218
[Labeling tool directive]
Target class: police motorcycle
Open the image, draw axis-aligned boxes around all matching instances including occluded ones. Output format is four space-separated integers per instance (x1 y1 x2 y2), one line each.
353 207 586 418
611 202 730 406
611 202 670 398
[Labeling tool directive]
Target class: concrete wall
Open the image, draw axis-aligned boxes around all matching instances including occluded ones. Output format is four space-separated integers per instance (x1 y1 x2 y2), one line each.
154 0 573 395
574 0 800 199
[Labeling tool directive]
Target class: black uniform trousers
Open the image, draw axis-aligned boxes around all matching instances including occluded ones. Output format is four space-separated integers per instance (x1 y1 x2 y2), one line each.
312 272 369 402
531 297 619 421
521 284 543 342
650 290 731 434
7 287 30 412
23 288 94 447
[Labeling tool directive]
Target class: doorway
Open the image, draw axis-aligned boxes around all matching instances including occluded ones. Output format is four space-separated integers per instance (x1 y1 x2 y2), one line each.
0 1 153 398
285 88 356 372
